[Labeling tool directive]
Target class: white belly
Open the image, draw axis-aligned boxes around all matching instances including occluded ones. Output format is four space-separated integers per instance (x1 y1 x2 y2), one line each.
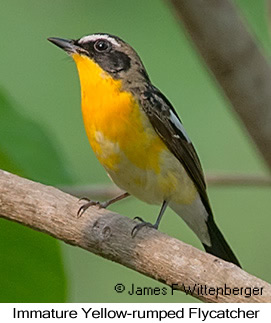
93 130 197 205
107 148 197 206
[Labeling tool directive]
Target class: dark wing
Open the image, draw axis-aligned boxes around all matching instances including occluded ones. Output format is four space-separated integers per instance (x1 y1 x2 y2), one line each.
140 85 213 217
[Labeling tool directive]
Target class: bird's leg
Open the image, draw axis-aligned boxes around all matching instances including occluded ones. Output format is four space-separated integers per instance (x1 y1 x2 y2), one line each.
132 200 168 237
77 192 130 218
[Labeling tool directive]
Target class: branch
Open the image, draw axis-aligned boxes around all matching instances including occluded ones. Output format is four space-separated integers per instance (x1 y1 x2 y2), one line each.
206 173 271 187
0 170 270 302
60 173 271 199
168 0 271 169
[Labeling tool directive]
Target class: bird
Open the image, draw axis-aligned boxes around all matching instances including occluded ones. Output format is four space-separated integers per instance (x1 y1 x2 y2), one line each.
48 33 241 267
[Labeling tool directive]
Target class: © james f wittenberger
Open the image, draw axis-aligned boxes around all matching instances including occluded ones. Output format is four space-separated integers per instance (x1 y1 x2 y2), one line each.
114 282 264 299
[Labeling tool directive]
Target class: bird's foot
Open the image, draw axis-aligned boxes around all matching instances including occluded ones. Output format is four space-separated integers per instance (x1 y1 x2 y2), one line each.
131 216 158 237
77 197 109 218
77 192 130 218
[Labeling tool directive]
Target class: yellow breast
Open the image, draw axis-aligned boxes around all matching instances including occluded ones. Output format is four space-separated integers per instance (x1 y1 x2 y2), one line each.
72 53 165 173
72 54 197 205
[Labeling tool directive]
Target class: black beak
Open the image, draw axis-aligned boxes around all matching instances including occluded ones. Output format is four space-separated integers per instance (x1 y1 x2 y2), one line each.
48 37 77 54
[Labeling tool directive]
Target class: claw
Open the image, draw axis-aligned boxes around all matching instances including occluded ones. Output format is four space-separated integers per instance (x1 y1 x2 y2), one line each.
133 216 144 222
131 219 157 237
77 192 130 218
131 200 168 236
78 197 91 202
77 200 104 218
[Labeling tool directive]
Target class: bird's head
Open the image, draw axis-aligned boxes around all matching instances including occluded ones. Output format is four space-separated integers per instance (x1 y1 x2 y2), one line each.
48 33 150 90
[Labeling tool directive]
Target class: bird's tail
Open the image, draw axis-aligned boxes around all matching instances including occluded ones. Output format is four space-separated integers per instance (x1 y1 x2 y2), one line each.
170 199 241 268
203 216 241 267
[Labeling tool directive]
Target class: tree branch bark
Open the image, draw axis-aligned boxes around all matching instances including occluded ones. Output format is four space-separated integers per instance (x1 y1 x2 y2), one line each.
0 169 270 302
168 0 271 170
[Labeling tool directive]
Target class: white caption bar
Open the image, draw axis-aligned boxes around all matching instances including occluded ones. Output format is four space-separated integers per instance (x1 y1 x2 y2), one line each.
0 303 269 322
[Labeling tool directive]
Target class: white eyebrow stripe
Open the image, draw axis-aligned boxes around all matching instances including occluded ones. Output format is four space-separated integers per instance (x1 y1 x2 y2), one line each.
169 110 191 143
78 34 120 47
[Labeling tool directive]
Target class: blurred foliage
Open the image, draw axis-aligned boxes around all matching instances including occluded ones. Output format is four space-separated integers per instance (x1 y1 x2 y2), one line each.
0 0 270 302
0 90 73 185
0 90 68 301
0 220 67 302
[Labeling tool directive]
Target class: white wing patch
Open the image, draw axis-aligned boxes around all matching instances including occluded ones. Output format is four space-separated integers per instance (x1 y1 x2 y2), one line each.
169 110 191 143
79 34 120 47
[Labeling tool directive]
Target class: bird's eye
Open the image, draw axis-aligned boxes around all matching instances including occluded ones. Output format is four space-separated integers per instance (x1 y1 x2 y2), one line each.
94 39 111 52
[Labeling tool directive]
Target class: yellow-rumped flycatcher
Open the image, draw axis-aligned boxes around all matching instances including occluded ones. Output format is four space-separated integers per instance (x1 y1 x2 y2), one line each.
48 33 241 267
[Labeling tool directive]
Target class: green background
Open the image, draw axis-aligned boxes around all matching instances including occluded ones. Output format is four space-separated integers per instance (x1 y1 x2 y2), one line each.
0 0 270 302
